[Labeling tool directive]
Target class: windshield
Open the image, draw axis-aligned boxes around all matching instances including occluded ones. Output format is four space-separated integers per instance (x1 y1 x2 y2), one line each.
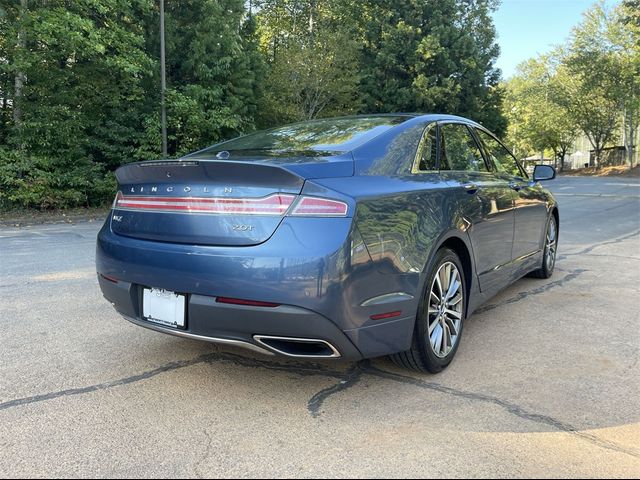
189 116 411 158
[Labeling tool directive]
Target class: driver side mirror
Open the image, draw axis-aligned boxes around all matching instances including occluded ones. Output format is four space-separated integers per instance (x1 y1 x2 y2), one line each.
533 165 556 182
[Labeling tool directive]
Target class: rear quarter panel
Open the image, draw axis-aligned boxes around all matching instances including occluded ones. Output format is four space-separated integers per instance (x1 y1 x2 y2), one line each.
313 175 479 325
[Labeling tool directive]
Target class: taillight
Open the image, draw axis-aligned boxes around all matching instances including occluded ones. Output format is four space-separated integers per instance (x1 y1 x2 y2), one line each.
288 196 348 216
113 191 295 215
112 191 349 217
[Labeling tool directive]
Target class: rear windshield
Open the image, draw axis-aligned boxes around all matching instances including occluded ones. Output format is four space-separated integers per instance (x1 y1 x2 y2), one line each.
189 116 410 158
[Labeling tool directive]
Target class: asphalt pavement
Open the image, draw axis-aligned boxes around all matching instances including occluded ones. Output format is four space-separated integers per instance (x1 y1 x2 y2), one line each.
1 175 639 478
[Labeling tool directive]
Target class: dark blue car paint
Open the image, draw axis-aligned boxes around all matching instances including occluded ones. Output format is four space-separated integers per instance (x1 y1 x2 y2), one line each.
96 114 557 360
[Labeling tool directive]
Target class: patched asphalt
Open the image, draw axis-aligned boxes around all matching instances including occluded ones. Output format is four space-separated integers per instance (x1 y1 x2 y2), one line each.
1 176 639 478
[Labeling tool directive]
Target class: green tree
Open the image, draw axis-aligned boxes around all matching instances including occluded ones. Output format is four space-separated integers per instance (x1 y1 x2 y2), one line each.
0 2 13 145
151 0 262 156
255 0 361 124
0 0 264 208
548 64 580 171
504 55 578 171
0 0 511 210
562 3 622 169
609 0 640 168
0 0 155 208
354 0 506 134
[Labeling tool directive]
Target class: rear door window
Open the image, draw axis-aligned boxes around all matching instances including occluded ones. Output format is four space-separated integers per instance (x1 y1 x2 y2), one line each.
439 123 488 172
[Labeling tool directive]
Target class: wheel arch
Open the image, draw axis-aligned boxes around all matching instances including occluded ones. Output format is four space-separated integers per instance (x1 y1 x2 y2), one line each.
421 230 477 318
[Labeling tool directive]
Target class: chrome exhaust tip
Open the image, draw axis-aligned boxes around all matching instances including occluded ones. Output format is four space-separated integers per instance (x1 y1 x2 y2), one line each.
253 335 341 359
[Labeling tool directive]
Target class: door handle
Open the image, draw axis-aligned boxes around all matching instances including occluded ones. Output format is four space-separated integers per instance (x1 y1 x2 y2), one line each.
463 183 479 194
509 182 523 191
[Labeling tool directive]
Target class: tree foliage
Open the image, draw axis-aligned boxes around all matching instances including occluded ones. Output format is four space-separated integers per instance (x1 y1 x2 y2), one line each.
355 0 505 134
255 0 361 124
0 0 506 209
504 55 578 170
1 0 155 207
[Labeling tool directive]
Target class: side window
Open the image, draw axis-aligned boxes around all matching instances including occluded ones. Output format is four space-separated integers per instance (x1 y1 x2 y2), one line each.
475 129 525 178
440 123 488 172
414 125 438 172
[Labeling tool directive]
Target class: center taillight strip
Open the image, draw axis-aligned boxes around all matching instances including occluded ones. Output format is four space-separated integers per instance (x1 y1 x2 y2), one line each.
114 192 296 215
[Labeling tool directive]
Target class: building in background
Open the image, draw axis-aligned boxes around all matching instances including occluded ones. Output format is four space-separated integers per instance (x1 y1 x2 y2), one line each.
562 125 639 170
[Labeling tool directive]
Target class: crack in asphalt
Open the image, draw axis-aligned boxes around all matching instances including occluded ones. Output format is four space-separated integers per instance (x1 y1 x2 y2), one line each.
0 353 220 412
307 364 363 418
602 199 640 212
1 349 637 460
474 269 587 315
193 427 214 479
362 365 640 459
0 350 349 414
558 229 640 260
584 253 640 261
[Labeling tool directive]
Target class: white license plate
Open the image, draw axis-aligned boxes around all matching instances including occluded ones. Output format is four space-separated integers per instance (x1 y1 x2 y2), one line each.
142 288 186 329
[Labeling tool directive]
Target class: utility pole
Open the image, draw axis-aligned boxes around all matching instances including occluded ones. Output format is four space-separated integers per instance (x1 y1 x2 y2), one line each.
160 0 167 156
13 0 28 128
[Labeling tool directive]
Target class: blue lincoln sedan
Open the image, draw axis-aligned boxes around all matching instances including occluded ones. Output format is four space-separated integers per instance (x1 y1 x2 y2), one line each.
96 114 558 373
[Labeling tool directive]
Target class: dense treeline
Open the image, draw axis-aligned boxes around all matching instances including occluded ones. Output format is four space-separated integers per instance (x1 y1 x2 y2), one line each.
503 0 639 170
0 0 505 208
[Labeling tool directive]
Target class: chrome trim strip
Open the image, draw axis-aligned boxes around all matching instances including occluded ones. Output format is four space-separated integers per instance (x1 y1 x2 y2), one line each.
114 206 290 216
360 292 415 307
253 335 342 359
139 160 199 167
484 249 543 274
121 315 275 356
514 249 542 263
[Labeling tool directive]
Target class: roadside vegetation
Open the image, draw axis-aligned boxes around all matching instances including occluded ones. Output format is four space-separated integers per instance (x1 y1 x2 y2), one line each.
0 0 504 209
0 0 637 210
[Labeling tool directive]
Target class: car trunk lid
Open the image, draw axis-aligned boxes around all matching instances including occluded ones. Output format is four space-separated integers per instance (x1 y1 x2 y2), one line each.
111 157 350 246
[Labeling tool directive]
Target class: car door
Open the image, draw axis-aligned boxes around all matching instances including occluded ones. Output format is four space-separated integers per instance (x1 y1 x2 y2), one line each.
474 128 549 261
437 122 517 293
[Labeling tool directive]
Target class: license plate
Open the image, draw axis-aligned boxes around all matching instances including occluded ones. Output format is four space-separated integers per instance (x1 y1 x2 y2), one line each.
142 288 186 329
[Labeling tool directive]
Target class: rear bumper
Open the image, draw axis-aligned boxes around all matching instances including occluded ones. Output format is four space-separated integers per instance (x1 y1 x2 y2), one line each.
98 274 364 359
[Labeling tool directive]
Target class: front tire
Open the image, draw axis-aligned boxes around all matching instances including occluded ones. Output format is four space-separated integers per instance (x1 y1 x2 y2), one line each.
391 248 466 373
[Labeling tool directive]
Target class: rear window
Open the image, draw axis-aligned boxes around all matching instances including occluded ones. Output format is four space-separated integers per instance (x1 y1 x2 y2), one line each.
191 116 410 157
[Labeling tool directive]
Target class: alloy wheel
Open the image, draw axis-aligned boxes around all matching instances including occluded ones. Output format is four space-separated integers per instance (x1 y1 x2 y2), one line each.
427 262 463 358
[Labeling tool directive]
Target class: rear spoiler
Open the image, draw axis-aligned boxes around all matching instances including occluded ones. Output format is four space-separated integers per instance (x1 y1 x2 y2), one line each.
115 160 304 191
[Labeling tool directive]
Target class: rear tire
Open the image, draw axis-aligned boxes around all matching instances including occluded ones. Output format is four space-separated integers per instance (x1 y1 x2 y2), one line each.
529 214 557 279
391 248 466 373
